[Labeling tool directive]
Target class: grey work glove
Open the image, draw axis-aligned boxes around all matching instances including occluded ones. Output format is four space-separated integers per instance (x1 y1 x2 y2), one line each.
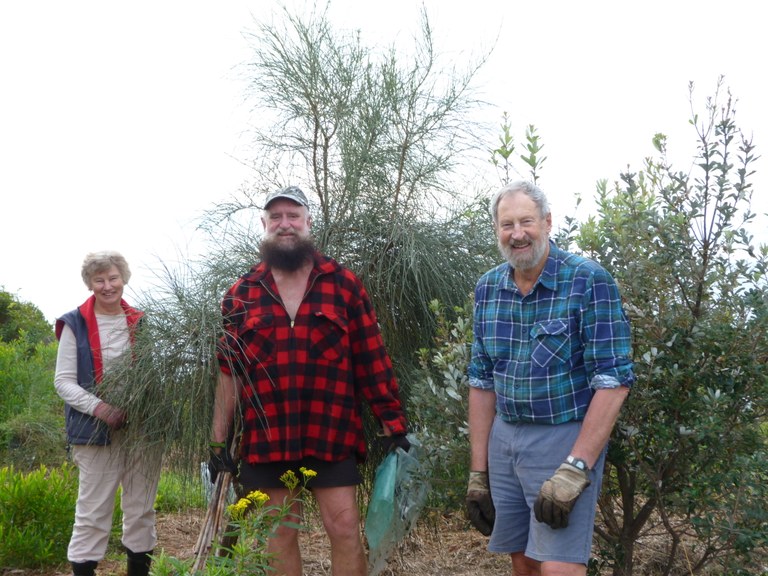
465 471 495 536
534 462 591 529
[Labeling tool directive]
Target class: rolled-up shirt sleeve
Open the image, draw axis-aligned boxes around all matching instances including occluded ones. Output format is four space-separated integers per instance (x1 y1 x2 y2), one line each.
582 268 635 390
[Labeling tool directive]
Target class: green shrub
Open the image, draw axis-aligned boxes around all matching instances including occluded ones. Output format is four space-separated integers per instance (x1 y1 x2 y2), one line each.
0 338 63 471
155 468 207 512
0 289 54 346
0 463 77 568
0 410 66 470
0 462 209 570
410 299 472 511
0 339 58 423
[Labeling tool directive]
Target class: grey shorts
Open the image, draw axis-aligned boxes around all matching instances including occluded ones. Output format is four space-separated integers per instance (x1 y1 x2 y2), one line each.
487 418 606 564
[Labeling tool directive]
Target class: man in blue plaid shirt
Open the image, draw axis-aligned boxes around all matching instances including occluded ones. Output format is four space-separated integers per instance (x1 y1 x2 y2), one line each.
465 180 635 576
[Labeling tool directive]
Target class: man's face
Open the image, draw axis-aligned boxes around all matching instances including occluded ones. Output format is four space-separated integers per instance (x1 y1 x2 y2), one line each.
262 198 312 243
495 191 551 271
259 198 314 271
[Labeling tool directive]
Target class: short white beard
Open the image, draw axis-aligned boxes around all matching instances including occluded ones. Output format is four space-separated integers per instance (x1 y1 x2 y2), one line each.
498 236 548 271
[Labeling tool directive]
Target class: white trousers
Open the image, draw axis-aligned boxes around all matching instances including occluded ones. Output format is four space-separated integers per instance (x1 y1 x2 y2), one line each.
67 432 161 563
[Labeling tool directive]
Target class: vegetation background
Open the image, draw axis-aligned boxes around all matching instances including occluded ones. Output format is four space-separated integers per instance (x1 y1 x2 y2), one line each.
1 4 766 575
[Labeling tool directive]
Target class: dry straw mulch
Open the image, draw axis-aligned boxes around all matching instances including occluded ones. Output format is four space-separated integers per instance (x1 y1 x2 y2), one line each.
8 509 509 576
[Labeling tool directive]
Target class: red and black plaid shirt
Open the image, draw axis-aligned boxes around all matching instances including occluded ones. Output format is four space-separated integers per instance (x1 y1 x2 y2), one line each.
217 253 407 464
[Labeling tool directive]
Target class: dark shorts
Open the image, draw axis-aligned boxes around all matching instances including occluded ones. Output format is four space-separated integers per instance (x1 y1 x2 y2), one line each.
239 456 362 490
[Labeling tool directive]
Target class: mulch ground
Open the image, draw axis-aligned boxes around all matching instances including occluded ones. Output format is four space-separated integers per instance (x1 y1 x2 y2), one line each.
2 510 510 576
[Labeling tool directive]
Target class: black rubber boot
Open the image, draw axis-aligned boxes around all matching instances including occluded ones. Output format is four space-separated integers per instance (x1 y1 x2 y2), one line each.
126 548 153 576
71 560 98 576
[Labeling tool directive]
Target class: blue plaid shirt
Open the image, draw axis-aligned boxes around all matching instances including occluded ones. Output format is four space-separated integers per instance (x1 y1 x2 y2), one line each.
468 242 635 424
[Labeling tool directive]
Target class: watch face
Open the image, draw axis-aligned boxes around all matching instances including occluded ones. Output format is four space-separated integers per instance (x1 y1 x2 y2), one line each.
568 456 587 470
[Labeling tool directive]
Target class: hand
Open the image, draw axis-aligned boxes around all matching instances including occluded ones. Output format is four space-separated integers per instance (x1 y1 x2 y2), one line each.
465 471 495 536
389 433 411 453
207 446 237 484
534 462 591 529
93 402 127 430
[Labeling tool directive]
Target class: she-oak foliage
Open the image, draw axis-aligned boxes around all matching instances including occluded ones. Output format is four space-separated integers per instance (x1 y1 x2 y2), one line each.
90 2 498 484
214 2 496 374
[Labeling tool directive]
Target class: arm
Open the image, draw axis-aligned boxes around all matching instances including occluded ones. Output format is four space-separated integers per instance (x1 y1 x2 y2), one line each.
468 386 496 471
465 386 497 535
212 283 246 449
54 324 102 414
348 279 408 435
534 386 630 529
55 323 126 428
570 386 630 468
573 268 634 467
207 371 240 482
534 269 633 528
211 371 239 446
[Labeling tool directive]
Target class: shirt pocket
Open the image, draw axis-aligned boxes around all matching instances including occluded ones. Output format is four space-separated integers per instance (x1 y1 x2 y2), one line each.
237 313 276 364
309 310 349 362
530 319 571 368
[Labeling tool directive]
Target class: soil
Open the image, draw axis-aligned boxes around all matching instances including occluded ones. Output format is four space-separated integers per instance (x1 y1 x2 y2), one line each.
2 510 511 576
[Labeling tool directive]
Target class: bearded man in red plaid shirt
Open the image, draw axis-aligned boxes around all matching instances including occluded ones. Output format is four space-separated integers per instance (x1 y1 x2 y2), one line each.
208 186 410 576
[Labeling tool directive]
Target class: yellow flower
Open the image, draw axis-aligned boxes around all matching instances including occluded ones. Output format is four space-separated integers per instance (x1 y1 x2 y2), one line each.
280 469 299 491
246 490 270 506
227 498 250 521
299 467 317 479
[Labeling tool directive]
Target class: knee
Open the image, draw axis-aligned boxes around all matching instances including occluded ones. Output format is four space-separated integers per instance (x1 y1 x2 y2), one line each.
511 552 541 576
322 506 361 541
270 521 300 545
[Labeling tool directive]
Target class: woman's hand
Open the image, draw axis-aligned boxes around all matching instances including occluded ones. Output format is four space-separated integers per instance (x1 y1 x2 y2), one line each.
94 401 127 430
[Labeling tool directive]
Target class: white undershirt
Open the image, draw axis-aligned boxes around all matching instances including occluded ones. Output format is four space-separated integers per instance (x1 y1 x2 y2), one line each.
54 314 130 414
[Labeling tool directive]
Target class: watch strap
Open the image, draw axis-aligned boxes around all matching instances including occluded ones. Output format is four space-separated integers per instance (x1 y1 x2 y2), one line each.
566 455 590 472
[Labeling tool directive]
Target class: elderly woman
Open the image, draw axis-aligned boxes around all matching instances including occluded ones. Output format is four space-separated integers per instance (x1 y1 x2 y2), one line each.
54 251 159 576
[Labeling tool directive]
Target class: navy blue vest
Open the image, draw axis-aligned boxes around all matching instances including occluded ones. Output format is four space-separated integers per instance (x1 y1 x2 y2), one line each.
57 309 111 446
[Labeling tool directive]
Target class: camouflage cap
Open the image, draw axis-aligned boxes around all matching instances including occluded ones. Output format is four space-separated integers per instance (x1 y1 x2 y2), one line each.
264 186 309 209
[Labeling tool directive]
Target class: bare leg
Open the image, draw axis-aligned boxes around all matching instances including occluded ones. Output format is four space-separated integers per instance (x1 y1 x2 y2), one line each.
511 553 586 576
263 487 303 576
314 485 367 576
541 561 587 576
511 552 541 576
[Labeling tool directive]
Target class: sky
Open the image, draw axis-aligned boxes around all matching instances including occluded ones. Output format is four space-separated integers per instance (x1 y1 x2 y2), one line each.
1 0 766 323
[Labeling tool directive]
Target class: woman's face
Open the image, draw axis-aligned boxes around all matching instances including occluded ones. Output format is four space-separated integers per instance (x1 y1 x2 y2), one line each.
89 265 124 312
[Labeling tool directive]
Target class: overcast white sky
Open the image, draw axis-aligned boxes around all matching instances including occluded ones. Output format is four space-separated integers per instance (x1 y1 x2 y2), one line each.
1 0 766 323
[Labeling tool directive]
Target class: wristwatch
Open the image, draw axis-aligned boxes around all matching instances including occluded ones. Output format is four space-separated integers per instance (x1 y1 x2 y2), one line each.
566 455 590 472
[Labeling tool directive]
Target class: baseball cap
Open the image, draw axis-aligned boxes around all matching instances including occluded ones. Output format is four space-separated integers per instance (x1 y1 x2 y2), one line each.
264 186 309 209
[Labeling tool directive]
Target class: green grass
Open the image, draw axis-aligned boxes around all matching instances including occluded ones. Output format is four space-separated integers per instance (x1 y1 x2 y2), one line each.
155 468 208 513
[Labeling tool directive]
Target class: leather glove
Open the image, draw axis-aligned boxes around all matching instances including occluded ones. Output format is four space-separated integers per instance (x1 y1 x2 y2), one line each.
465 471 495 536
207 445 237 485
534 462 591 529
389 433 411 452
